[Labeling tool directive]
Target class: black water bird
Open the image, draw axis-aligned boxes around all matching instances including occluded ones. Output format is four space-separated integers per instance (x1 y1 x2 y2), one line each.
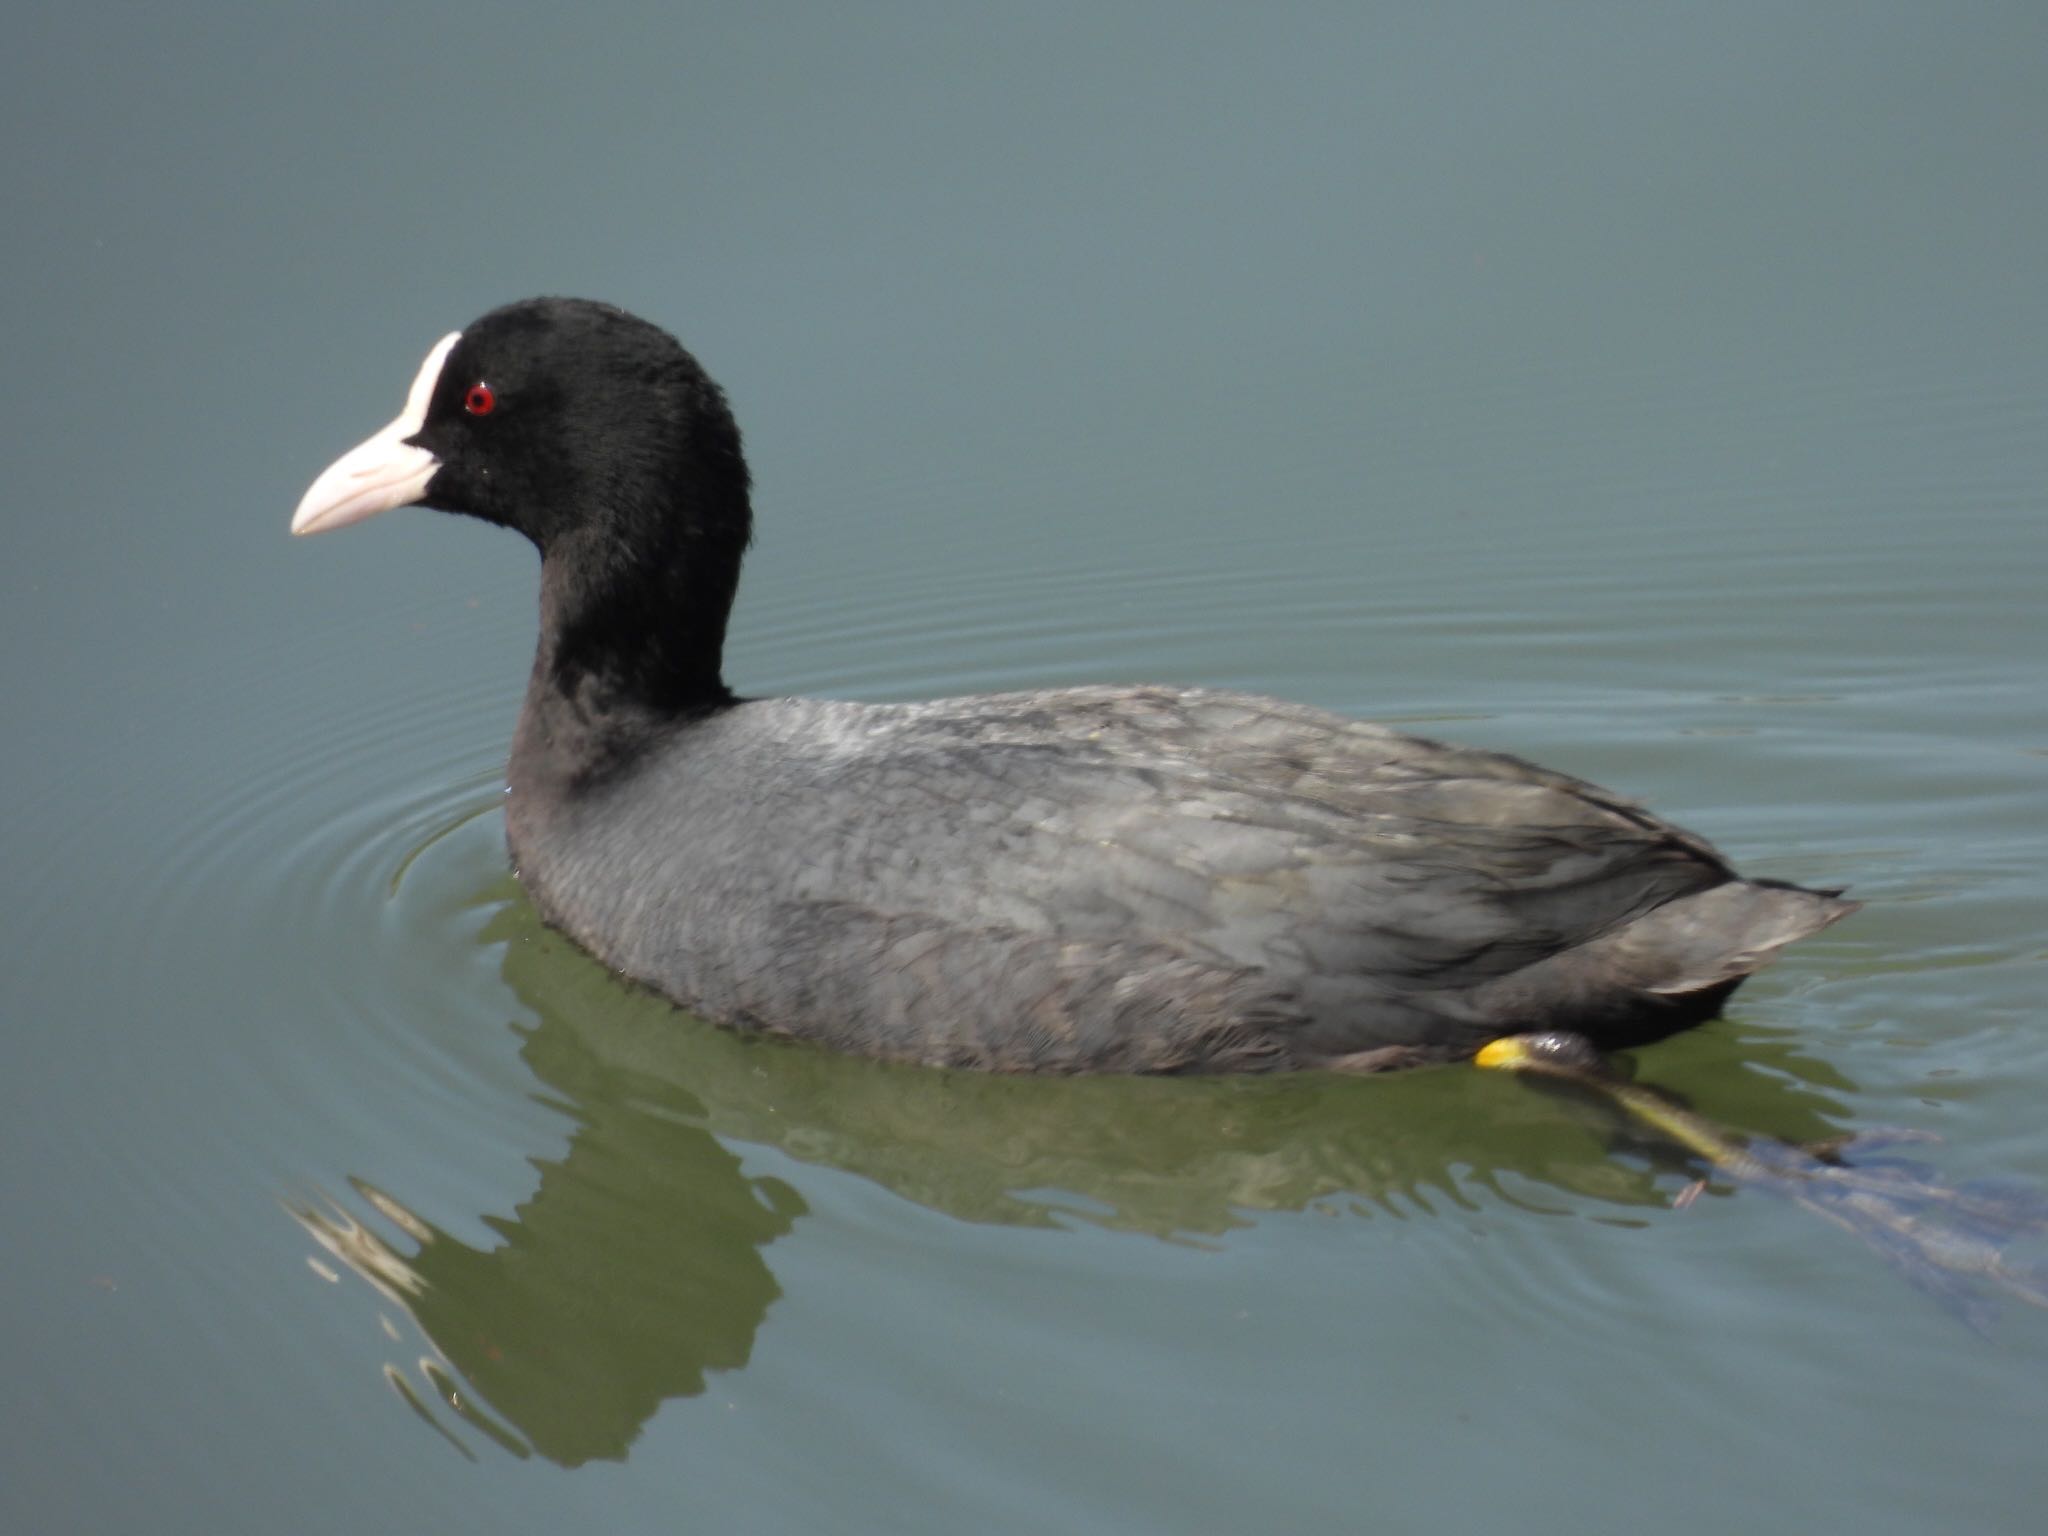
293 298 1856 1073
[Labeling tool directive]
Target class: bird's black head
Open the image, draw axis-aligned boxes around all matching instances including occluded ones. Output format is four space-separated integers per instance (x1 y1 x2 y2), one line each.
295 297 754 712
295 296 750 553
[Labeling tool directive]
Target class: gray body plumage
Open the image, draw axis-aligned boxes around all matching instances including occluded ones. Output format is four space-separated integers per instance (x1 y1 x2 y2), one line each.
507 680 1853 1072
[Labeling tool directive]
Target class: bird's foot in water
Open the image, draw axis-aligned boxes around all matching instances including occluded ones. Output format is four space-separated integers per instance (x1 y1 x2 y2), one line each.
1801 1127 1943 1166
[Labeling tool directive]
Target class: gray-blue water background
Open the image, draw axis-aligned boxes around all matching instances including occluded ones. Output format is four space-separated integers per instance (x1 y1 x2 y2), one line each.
5 4 2046 1532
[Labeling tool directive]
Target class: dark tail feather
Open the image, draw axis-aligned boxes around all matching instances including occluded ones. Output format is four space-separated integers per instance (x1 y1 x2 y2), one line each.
1457 878 1856 1051
1637 881 1860 997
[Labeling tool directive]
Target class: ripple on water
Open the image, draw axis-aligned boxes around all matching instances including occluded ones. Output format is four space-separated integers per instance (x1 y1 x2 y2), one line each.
100 603 558 1198
190 352 2048 1467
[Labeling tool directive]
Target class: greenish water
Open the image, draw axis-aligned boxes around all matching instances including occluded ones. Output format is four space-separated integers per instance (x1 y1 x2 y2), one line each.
5 4 2046 1532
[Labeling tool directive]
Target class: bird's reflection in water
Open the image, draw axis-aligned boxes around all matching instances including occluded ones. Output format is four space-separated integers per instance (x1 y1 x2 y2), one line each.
291 1036 803 1466
292 884 1862 1464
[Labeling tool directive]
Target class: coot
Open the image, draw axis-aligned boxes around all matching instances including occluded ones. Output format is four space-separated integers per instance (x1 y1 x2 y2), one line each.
293 298 1855 1073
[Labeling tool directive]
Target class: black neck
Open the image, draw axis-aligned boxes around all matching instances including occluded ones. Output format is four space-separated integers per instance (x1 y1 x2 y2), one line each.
537 523 741 714
511 376 753 779
536 520 745 712
516 518 745 793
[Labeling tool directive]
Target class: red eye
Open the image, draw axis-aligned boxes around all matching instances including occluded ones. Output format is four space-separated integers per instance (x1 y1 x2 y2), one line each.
464 382 496 416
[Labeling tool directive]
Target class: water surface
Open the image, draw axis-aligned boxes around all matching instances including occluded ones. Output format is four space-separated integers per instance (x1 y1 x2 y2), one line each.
4 5 2046 1532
